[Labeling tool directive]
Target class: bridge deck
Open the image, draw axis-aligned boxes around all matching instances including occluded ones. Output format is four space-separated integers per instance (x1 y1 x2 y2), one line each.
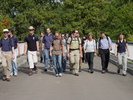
0 56 133 100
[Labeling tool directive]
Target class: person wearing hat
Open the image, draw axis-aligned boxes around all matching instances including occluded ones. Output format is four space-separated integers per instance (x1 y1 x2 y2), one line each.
0 29 15 82
98 32 112 74
67 30 82 76
84 33 96 73
24 26 39 76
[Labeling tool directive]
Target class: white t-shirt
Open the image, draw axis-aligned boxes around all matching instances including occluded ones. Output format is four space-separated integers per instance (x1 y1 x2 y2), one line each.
84 39 96 53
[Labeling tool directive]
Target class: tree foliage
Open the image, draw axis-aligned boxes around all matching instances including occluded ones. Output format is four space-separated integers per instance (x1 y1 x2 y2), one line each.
0 0 133 41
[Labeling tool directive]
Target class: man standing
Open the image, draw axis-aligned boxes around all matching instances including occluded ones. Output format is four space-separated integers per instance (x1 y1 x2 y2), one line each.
98 32 112 74
67 30 82 76
24 26 39 76
42 28 54 72
0 29 14 82
8 29 20 76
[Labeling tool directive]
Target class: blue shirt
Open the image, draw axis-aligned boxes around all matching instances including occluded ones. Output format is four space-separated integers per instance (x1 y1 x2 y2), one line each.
0 37 14 51
116 40 127 53
42 33 54 49
98 36 112 49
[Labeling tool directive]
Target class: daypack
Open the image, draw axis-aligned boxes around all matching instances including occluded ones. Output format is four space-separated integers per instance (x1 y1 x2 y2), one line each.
69 36 80 45
98 36 109 47
85 39 95 47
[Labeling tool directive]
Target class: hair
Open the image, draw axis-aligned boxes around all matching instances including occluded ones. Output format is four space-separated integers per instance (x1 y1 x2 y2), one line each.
46 28 51 30
100 32 105 34
72 30 78 34
118 33 126 42
40 32 45 34
8 29 13 34
118 33 124 37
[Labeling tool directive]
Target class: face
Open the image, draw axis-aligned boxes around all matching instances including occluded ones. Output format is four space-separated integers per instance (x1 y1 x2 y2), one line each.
8 31 12 36
73 30 79 37
101 33 105 38
3 31 9 37
29 29 34 34
41 33 44 36
83 36 86 39
55 33 59 38
88 35 92 39
62 34 65 37
66 34 69 37
46 28 51 34
119 34 124 39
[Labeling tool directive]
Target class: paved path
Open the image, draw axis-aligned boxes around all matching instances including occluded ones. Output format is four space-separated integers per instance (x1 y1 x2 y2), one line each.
0 56 133 100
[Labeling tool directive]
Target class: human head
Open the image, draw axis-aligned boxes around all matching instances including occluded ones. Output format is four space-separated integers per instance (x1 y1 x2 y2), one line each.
88 33 93 39
61 33 65 39
3 29 9 37
100 32 105 38
28 26 34 34
72 30 79 37
55 32 60 39
46 28 51 34
40 32 45 37
118 33 124 40
8 29 13 36
66 33 69 37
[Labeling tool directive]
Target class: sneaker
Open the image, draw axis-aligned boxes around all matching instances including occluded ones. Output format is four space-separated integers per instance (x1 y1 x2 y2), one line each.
117 69 120 74
10 73 13 76
6 78 10 82
44 69 47 72
55 74 59 77
28 71 33 76
14 73 18 77
123 74 126 76
49 67 53 71
59 73 62 77
79 67 81 72
2 75 7 81
75 73 79 76
102 70 105 74
105 68 108 72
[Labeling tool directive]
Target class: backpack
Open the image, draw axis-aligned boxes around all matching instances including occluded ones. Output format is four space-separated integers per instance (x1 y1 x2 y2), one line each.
69 36 80 45
98 36 109 47
85 39 95 47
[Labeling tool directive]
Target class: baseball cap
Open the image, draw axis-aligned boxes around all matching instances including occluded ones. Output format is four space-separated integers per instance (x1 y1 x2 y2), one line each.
3 29 9 32
28 26 34 30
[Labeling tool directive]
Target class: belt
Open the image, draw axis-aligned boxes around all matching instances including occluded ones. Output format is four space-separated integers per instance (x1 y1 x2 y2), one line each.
70 49 79 51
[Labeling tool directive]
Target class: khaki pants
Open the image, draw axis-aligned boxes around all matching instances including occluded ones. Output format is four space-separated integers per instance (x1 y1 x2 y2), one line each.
28 51 38 69
70 50 79 74
2 51 12 78
118 52 127 74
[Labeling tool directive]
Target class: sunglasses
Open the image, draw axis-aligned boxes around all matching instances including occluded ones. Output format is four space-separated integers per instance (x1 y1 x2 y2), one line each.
29 29 34 31
76 32 79 34
3 32 9 34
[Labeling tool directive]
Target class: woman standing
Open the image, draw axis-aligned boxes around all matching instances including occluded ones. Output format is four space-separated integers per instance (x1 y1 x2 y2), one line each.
84 33 96 73
114 33 130 76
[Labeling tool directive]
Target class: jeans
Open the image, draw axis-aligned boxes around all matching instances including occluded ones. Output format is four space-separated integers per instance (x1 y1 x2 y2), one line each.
44 49 53 69
86 52 94 70
11 49 18 75
62 53 67 70
53 54 62 74
99 48 110 70
40 47 44 62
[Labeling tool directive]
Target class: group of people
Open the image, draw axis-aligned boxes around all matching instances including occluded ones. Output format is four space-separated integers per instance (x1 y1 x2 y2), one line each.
0 26 130 82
